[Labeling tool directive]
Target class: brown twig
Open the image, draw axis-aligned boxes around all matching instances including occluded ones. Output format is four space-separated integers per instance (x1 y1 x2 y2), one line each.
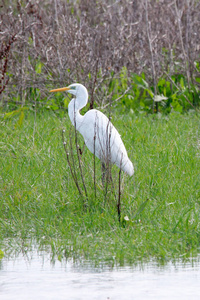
0 34 16 94
117 169 122 223
62 129 84 199
144 0 157 113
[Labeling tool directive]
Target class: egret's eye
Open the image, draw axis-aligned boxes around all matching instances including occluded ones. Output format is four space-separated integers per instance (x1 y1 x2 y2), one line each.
70 86 76 90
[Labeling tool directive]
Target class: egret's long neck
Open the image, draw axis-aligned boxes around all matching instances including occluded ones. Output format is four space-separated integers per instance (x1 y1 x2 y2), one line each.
68 92 88 129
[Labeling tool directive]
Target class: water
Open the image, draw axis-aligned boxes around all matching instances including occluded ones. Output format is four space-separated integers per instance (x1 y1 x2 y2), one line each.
0 252 200 300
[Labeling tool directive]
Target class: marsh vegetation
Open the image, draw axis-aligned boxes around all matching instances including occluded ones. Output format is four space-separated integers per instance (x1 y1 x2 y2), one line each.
0 0 200 265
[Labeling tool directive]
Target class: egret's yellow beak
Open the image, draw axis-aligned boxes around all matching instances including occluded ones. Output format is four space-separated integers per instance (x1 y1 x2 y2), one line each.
50 87 70 92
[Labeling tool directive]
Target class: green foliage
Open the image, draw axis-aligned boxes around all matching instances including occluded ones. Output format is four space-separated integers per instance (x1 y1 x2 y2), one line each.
0 110 200 265
107 68 200 114
4 107 29 128
0 250 4 259
35 61 43 74
2 57 199 115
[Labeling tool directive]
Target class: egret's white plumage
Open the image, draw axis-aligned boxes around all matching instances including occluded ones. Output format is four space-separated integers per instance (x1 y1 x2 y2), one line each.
50 83 134 176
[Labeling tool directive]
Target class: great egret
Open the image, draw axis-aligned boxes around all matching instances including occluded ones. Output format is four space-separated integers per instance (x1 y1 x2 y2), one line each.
50 83 134 176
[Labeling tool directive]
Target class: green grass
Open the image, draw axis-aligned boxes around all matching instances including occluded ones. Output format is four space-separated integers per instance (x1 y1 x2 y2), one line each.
0 109 200 266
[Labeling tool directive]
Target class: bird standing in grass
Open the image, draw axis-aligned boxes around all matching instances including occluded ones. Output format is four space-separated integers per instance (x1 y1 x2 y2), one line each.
50 83 134 177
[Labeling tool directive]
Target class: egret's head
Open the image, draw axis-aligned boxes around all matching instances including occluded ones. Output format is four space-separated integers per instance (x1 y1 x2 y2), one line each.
50 83 87 98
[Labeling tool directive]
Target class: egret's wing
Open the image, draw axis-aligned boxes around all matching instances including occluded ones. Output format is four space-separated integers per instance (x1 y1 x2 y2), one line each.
79 110 127 162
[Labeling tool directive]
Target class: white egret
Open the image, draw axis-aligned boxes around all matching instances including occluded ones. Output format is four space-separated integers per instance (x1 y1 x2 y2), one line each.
50 83 134 176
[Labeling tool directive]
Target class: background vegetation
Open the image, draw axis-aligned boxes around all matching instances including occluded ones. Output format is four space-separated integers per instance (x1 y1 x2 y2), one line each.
1 0 200 112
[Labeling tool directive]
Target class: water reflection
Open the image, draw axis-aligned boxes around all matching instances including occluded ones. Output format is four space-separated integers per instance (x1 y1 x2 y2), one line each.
0 251 200 300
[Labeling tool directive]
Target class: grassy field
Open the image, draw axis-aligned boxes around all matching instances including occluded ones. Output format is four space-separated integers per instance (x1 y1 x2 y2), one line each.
0 108 200 266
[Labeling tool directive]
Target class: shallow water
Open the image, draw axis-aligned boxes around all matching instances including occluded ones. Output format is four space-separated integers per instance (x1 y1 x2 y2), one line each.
0 252 200 300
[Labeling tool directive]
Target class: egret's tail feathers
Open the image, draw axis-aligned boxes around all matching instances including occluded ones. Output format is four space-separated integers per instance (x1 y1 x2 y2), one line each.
124 159 134 177
119 156 134 177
